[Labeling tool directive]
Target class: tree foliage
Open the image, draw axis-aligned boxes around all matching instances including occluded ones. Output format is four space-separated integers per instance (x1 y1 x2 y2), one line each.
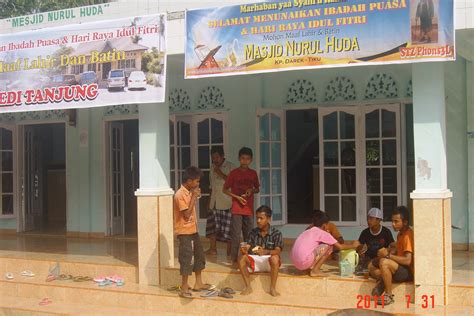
141 47 164 74
0 0 111 19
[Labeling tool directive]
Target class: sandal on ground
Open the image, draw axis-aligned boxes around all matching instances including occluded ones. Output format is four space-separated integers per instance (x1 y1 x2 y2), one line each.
200 289 218 297
218 289 233 299
45 274 56 282
178 291 193 298
377 293 394 305
58 274 73 281
167 285 181 292
39 298 52 306
371 279 385 296
98 279 113 287
4 272 13 280
93 276 106 283
106 275 124 283
222 287 235 295
192 284 216 292
20 270 35 277
73 276 92 282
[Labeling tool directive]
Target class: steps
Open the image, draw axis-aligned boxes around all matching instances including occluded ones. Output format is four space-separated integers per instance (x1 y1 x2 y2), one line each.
0 295 187 316
1 276 472 315
161 266 414 299
0 257 473 315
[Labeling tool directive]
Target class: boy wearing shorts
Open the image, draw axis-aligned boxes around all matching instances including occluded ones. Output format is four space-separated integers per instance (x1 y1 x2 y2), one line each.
369 206 414 306
173 166 212 298
290 212 358 277
238 206 282 297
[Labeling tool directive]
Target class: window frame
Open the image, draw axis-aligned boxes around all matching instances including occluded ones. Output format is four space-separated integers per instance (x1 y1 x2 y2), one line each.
256 109 287 226
170 112 228 221
0 125 17 219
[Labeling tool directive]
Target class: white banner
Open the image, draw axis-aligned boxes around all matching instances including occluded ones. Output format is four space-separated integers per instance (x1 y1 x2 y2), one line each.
0 13 166 113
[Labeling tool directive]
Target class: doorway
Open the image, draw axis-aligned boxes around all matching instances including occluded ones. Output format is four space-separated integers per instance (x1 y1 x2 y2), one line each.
22 123 66 234
285 105 402 225
106 119 139 236
286 109 319 224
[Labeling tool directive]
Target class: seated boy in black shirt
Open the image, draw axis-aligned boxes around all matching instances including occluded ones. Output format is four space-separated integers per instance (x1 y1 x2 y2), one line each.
353 208 394 273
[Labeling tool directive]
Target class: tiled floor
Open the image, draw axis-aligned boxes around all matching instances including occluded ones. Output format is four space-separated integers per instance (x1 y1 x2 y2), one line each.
0 234 138 266
452 250 474 286
0 234 473 286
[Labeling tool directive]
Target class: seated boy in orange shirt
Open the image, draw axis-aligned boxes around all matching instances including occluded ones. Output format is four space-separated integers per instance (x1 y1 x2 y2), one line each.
369 206 414 306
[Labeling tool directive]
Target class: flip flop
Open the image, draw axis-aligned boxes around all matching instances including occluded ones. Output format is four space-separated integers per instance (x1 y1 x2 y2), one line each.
115 279 125 287
218 290 233 299
39 298 52 306
167 285 181 292
20 270 35 277
93 276 106 283
178 291 193 299
200 289 218 297
73 276 93 282
58 274 73 281
192 284 216 292
222 287 236 295
4 272 13 280
98 279 113 287
106 275 124 283
45 274 56 282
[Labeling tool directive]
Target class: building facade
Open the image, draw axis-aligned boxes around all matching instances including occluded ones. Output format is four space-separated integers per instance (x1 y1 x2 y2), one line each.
0 0 473 305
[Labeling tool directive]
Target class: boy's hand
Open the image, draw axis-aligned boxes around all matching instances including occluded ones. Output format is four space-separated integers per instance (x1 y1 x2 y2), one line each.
253 246 265 256
192 188 201 198
245 188 254 197
240 244 250 255
377 247 389 258
237 195 247 205
214 165 225 178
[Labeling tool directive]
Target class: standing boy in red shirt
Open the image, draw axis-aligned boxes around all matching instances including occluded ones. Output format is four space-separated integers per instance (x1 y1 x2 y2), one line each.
223 147 260 269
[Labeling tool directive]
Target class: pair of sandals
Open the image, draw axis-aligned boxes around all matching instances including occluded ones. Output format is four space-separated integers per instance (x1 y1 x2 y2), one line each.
200 287 235 298
95 275 125 287
55 274 92 282
4 271 36 280
177 284 216 298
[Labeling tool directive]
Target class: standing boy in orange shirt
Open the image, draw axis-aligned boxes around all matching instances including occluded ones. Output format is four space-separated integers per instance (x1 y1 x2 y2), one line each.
369 206 414 305
173 166 212 298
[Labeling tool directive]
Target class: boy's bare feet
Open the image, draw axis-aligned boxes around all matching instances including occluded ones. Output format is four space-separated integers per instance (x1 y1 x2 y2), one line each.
240 286 253 295
269 288 280 296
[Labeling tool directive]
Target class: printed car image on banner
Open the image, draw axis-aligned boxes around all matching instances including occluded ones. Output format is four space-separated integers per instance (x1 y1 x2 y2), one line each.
0 14 166 112
185 0 454 78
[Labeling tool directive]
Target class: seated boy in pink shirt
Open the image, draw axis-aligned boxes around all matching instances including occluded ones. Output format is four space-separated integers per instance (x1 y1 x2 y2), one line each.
290 212 358 276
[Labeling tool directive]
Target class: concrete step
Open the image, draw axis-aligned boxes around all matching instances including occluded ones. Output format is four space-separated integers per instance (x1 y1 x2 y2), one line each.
0 295 186 316
1 277 471 315
449 284 474 306
161 266 414 300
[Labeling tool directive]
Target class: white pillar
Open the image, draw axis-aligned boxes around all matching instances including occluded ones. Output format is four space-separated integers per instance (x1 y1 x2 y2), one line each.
410 63 452 305
136 103 174 285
